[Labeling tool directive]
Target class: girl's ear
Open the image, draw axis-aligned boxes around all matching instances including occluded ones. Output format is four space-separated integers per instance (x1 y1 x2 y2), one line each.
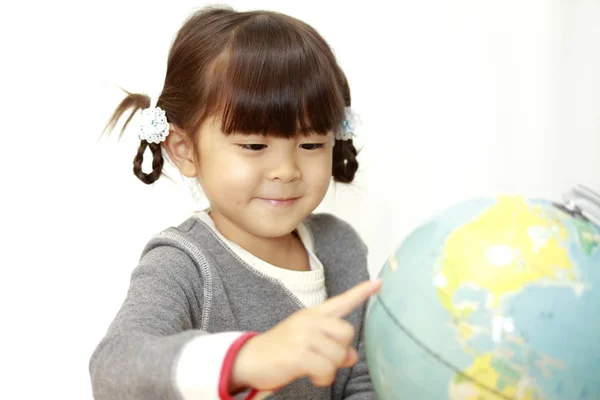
163 124 197 178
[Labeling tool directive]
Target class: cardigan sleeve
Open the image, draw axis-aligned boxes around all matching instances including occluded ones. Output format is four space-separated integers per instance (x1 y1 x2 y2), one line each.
88 245 256 400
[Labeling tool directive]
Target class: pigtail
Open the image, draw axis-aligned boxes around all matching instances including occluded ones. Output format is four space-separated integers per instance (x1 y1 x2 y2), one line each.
332 79 359 184
332 139 359 183
102 88 165 185
133 141 164 184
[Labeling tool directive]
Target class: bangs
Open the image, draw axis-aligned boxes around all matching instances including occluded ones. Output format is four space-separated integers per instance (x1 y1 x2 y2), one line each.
203 13 346 138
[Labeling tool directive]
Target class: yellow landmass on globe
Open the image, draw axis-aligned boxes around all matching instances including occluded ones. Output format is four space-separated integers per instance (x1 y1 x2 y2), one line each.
451 354 536 400
455 322 483 355
437 196 576 314
458 321 474 338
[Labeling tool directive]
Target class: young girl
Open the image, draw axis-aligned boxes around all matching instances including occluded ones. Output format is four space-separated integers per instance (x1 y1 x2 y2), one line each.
90 6 381 400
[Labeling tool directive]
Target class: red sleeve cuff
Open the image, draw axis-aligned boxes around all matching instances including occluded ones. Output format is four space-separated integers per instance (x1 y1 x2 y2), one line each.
218 332 260 400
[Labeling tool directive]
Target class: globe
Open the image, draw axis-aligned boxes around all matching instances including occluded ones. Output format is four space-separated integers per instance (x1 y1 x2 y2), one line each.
365 195 600 399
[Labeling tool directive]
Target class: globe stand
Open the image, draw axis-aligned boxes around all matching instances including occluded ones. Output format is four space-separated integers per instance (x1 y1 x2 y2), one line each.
555 184 600 228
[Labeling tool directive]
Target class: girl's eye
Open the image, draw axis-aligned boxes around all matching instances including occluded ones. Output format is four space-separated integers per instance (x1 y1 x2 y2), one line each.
300 143 325 150
239 144 267 151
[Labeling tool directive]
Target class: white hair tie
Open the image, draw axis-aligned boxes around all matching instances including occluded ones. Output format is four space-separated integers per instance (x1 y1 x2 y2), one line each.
138 107 169 143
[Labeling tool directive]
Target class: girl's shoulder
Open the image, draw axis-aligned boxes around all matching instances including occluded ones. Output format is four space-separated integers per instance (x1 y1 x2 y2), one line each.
305 213 370 299
304 212 366 247
137 216 215 265
136 212 367 269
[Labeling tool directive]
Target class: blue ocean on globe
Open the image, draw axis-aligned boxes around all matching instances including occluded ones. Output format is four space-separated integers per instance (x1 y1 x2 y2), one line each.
365 195 600 399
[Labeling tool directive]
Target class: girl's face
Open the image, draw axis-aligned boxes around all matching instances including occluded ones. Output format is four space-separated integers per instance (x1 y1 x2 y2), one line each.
195 117 333 239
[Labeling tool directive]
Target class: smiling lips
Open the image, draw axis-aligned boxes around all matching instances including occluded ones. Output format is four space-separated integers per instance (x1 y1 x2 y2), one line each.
260 197 300 207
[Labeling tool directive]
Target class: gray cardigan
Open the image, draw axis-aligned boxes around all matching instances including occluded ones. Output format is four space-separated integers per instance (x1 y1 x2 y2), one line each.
89 213 376 399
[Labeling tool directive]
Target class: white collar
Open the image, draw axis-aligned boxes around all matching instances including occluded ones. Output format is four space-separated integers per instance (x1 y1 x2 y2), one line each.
194 211 325 289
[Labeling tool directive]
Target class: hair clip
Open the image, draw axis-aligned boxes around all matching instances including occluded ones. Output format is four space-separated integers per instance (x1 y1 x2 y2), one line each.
139 107 170 143
336 107 358 141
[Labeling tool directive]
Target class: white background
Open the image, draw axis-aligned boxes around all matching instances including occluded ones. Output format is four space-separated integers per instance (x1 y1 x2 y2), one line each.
1 1 598 399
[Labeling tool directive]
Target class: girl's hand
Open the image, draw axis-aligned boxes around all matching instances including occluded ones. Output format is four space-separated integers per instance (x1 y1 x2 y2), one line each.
229 279 382 392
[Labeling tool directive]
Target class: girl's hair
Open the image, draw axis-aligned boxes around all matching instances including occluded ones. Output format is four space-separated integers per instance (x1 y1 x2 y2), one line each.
104 6 359 185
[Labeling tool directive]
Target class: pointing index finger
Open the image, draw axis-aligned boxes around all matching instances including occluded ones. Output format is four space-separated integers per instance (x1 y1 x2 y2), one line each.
317 279 382 318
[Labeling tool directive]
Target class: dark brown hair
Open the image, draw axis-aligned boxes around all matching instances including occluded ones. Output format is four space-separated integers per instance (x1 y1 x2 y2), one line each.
103 6 358 184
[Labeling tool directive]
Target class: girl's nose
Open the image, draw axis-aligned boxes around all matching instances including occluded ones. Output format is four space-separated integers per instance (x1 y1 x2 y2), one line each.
267 155 301 183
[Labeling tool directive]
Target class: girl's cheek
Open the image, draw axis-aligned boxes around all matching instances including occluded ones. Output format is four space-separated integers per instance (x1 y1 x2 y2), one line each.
305 159 332 188
215 157 262 189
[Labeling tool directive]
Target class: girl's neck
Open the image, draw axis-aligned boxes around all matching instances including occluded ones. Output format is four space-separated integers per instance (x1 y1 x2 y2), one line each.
207 210 308 271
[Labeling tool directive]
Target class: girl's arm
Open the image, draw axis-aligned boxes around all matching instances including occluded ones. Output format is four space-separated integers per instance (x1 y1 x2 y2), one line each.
88 245 254 400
